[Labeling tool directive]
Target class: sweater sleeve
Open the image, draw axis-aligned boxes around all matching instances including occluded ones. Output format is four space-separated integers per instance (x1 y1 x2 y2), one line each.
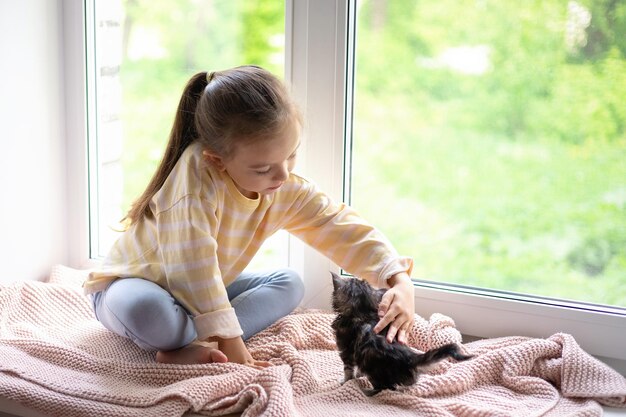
156 195 243 340
282 183 413 286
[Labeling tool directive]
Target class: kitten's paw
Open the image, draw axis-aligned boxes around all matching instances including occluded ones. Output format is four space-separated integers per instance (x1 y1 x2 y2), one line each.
341 367 355 384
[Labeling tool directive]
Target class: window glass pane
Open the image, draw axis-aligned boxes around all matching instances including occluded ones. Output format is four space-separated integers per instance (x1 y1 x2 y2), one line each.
350 0 626 308
90 0 286 267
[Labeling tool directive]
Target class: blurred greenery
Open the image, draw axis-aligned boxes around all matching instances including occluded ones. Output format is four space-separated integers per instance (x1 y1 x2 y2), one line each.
114 0 625 307
351 0 626 306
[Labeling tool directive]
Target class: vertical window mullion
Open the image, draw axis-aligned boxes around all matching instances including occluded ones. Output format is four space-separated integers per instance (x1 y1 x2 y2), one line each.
285 0 349 309
342 0 357 205
84 0 99 259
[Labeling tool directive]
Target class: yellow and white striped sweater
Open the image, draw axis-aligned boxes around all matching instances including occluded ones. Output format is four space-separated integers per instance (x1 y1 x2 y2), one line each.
84 141 413 339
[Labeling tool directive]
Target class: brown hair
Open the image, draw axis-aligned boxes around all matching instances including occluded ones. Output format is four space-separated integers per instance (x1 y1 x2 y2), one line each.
123 65 300 226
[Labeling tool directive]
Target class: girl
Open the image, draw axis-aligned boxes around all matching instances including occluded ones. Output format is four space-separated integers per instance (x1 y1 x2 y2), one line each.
84 65 414 367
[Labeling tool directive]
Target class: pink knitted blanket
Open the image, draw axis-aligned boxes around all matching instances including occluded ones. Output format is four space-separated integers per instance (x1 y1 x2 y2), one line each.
0 269 624 417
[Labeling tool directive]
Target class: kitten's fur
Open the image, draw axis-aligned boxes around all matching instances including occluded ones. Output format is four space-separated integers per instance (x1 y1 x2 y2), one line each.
331 272 472 396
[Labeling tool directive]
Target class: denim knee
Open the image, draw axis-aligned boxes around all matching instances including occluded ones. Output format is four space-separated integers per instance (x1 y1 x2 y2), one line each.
100 279 196 351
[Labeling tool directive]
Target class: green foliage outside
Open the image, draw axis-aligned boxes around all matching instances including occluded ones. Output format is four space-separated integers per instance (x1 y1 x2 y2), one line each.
351 0 626 306
115 0 625 307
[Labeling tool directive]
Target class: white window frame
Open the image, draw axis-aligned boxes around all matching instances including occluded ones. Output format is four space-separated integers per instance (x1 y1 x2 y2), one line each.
65 0 625 365
284 0 626 365
64 0 91 270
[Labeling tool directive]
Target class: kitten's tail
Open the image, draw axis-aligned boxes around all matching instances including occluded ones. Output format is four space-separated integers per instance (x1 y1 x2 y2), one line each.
411 343 473 368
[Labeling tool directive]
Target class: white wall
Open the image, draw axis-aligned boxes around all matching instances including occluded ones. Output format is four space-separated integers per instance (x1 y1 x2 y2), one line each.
0 1 68 283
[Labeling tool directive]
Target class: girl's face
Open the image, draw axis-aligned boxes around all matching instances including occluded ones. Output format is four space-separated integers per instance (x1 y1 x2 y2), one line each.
204 122 301 199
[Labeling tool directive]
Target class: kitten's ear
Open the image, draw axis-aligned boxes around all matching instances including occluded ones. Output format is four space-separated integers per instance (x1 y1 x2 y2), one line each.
331 272 343 291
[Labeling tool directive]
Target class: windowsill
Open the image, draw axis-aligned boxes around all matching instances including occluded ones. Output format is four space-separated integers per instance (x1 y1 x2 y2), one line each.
413 282 626 361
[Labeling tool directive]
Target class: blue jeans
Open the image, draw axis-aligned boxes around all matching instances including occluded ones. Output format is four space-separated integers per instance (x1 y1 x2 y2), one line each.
91 269 304 351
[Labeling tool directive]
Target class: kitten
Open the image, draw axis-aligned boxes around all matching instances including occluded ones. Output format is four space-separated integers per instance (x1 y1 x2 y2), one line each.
330 272 472 396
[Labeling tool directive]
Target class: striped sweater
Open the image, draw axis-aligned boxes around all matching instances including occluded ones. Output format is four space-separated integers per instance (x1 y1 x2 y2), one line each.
84 141 413 340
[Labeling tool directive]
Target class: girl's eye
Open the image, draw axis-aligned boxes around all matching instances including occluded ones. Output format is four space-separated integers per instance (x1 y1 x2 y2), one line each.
255 168 271 175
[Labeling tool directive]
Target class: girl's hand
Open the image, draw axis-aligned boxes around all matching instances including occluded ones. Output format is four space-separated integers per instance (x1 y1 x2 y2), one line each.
213 336 271 369
373 272 415 345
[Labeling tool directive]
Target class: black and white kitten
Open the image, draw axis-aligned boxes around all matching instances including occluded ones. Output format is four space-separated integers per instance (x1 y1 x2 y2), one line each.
331 272 472 396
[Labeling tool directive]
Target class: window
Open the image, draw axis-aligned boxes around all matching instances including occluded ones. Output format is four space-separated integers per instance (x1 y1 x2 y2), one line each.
348 0 626 310
73 0 624 362
86 0 287 269
287 0 625 362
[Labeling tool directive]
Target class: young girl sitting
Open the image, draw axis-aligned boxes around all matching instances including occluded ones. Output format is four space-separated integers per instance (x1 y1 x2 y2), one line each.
84 65 414 367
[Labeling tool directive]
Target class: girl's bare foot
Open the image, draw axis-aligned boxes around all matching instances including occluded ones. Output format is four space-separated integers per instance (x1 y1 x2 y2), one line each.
156 344 228 364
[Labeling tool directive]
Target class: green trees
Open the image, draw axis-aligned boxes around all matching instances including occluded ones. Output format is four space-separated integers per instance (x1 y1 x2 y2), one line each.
352 0 626 305
356 0 626 144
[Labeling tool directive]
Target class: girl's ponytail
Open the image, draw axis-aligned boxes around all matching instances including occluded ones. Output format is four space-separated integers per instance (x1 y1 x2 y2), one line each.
123 72 209 225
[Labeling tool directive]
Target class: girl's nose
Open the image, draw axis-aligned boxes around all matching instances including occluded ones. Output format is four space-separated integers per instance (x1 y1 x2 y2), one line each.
273 161 289 182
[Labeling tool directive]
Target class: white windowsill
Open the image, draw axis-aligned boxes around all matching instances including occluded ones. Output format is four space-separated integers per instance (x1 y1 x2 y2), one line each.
413 283 626 362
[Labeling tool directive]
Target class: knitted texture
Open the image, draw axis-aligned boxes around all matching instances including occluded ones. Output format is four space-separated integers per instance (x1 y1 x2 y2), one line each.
0 266 624 417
